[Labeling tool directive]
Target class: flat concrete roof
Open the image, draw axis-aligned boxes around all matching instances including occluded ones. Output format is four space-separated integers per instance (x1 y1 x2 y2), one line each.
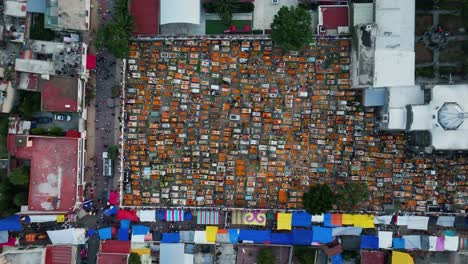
38 76 78 112
160 0 200 25
56 0 89 31
4 1 27 18
7 136 80 212
15 59 55 75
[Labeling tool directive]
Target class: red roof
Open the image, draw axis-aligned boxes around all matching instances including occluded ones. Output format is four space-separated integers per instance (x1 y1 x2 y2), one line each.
45 246 74 264
320 5 349 30
101 240 131 254
130 0 159 35
9 135 80 212
86 54 96 69
97 253 128 264
65 130 81 138
39 76 78 112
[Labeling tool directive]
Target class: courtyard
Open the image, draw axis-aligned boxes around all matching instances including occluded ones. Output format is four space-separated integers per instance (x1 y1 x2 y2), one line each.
122 38 466 212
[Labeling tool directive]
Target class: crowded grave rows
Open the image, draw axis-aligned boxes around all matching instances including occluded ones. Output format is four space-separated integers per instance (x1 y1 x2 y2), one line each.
122 38 466 211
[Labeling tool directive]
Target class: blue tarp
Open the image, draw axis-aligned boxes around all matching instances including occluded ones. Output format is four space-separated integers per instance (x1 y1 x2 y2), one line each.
120 219 131 229
292 229 313 245
360 235 379 249
228 229 239 243
87 229 96 237
184 211 193 221
98 227 112 240
118 228 129 241
132 225 150 235
162 232 180 243
271 232 293 245
393 238 405 249
157 210 166 221
292 212 312 227
82 200 93 210
238 230 271 243
331 254 344 264
26 0 46 13
324 213 335 227
104 206 118 217
0 215 22 231
312 226 334 243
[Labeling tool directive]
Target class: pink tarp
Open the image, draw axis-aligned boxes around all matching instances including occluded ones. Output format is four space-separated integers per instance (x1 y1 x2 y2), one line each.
109 191 119 205
0 237 17 248
117 210 140 222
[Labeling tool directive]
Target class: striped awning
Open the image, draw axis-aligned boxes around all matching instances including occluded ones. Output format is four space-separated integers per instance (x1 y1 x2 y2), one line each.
231 211 244 225
165 210 184 222
197 211 219 225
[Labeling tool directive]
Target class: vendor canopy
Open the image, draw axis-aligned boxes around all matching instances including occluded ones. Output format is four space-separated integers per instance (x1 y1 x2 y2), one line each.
47 228 87 245
166 210 184 222
197 211 219 225
242 212 266 226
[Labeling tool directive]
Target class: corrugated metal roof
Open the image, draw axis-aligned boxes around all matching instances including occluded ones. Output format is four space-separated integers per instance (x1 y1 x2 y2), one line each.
97 253 128 264
45 246 73 264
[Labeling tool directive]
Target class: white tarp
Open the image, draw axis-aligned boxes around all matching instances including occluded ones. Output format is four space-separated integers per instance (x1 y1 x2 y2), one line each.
407 216 429 230
428 236 438 251
374 215 393 225
378 231 393 249
332 227 362 236
184 254 194 264
131 234 145 243
436 216 455 227
138 210 156 222
47 228 87 245
160 243 185 264
444 236 459 251
396 215 409 226
0 231 8 243
160 0 200 25
194 231 208 244
312 214 324 223
29 215 59 223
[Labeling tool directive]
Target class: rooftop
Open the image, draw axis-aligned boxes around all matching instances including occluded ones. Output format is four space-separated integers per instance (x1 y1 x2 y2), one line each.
26 0 46 13
45 0 90 31
7 135 80 212
130 0 159 35
318 5 349 35
38 76 79 112
15 41 86 77
44 245 75 264
160 0 200 25
409 84 468 150
4 1 27 18
97 253 128 264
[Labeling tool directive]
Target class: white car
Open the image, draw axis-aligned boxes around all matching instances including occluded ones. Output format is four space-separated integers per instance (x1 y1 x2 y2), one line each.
54 114 72 121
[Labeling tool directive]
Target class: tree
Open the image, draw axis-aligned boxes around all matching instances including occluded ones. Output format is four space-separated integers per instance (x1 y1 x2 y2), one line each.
257 248 276 264
302 184 336 215
271 6 312 50
206 0 237 26
31 127 47 135
13 192 29 206
48 127 64 136
9 166 30 186
336 182 369 211
128 253 142 264
108 146 119 160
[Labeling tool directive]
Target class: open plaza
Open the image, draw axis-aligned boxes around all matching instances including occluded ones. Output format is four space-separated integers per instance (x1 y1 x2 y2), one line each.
121 37 466 212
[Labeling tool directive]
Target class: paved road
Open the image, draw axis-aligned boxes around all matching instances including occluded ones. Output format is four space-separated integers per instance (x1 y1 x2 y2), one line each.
92 0 120 200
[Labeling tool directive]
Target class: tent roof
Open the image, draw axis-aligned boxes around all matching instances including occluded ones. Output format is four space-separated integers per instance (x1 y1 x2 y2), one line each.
160 243 185 264
160 0 200 25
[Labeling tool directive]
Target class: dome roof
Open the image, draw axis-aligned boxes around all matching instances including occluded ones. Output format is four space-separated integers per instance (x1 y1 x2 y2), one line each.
438 102 468 130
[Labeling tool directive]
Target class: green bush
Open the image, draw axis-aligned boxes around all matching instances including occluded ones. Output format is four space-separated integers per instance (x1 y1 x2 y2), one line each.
415 67 434 78
9 166 30 186
336 182 370 211
108 146 119 160
31 127 47 135
128 253 142 264
48 127 64 136
302 184 336 215
13 192 29 206
203 1 254 13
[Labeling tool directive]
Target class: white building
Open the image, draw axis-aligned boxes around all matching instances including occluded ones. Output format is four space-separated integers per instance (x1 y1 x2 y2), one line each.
352 0 415 88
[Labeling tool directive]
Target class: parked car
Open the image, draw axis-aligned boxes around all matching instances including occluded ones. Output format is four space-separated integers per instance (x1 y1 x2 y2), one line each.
54 114 72 121
35 116 52 123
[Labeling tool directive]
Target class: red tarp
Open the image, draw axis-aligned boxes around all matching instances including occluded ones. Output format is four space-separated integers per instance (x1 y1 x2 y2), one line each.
65 130 81 138
86 54 96 69
361 251 385 264
109 191 119 205
116 210 139 222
